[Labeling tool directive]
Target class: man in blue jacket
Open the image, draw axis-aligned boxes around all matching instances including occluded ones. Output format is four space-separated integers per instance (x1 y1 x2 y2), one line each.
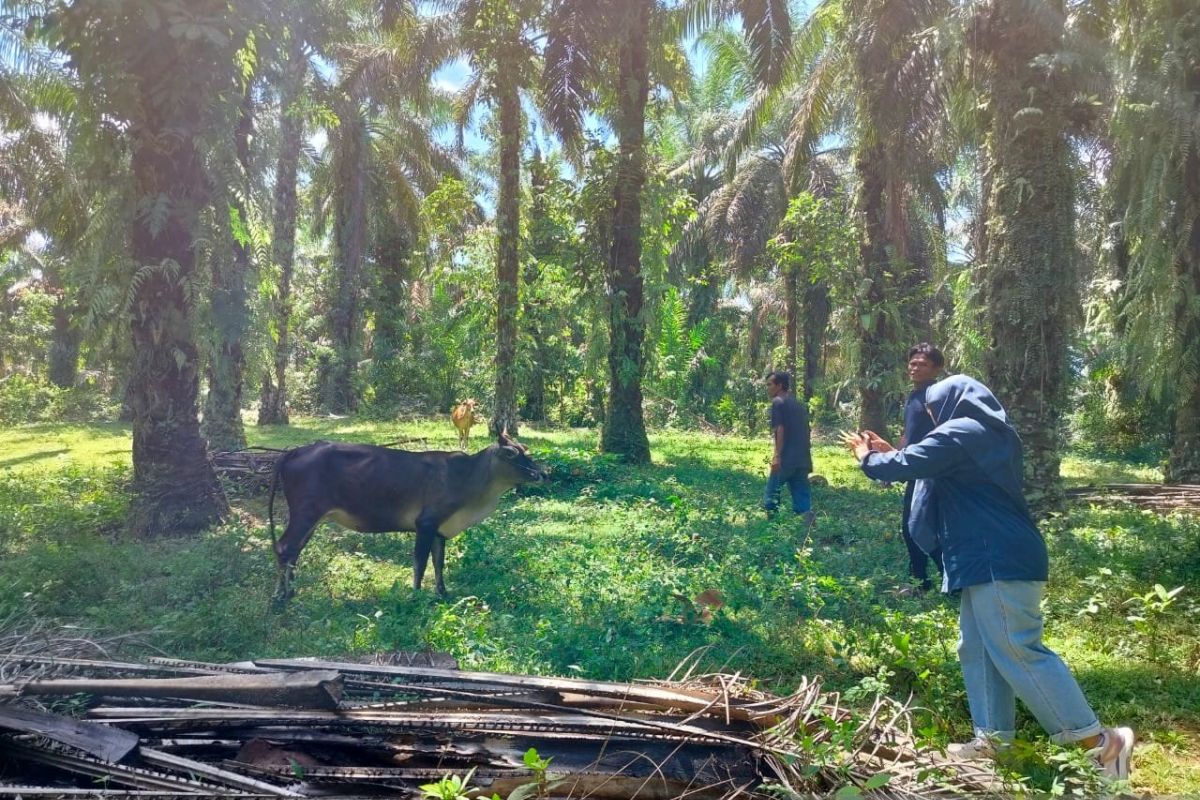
843 375 1134 781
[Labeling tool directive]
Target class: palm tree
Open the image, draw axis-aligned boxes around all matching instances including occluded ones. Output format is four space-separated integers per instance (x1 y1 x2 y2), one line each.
680 24 853 399
844 0 949 435
322 97 370 414
1108 0 1200 481
0 18 133 391
969 0 1097 509
259 29 312 425
44 0 266 535
315 1 454 414
446 0 542 436
723 0 949 436
543 0 790 462
0 73 83 388
366 105 464 405
202 84 256 452
662 27 748 326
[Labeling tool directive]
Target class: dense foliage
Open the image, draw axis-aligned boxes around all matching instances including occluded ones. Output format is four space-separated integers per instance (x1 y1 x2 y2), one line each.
2 0 1195 488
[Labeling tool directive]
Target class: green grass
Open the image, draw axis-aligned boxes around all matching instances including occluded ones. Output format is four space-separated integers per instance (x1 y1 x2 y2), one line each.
1061 453 1164 486
1 418 1197 794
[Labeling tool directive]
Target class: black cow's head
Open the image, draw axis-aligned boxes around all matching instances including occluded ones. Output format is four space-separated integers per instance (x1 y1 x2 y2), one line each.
494 431 549 484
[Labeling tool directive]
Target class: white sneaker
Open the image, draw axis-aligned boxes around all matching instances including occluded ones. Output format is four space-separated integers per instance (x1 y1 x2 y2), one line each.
946 737 998 760
1090 726 1135 781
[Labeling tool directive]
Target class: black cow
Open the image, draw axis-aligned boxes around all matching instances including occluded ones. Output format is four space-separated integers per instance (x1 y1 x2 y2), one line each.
268 432 548 606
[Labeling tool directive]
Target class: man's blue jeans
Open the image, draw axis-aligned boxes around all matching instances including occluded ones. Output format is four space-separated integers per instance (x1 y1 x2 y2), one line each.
959 580 1102 744
763 468 811 514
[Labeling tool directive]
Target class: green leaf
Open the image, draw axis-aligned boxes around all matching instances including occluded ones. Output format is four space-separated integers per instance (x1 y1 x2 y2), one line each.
864 772 892 790
229 205 250 247
506 784 539 800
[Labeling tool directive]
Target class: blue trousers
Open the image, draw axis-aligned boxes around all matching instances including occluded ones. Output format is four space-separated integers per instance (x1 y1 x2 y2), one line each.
763 468 811 514
902 481 942 586
959 580 1102 744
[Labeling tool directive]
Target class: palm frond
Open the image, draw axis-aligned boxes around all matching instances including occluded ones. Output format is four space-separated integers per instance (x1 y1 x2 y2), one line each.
452 68 484 153
739 0 792 86
541 0 603 154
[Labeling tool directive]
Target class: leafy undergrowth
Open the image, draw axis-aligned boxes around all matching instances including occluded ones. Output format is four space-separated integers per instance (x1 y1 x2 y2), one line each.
0 418 1197 795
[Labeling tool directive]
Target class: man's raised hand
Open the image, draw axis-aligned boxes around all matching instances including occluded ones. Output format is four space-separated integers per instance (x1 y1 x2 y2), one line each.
840 430 873 460
863 430 896 453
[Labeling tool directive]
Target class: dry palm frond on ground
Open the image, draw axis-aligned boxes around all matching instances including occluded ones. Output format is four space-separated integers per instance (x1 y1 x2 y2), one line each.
0 624 1001 799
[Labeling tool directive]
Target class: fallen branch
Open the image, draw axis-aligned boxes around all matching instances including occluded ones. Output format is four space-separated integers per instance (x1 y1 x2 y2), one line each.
2 670 344 710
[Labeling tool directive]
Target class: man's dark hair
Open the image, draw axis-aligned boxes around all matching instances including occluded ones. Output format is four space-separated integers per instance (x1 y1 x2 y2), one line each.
767 371 792 392
907 342 945 368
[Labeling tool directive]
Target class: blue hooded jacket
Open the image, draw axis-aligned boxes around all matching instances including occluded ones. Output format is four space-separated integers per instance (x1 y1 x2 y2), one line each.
860 375 1048 591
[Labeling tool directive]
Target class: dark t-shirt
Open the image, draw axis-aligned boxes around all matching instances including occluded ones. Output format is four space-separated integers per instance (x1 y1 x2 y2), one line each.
903 382 936 446
770 393 812 473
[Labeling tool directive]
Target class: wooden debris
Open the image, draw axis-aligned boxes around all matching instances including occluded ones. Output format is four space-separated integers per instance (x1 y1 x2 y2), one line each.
210 447 285 493
0 652 1001 798
1 670 344 710
256 658 766 723
0 704 138 762
138 747 302 796
1068 482 1200 513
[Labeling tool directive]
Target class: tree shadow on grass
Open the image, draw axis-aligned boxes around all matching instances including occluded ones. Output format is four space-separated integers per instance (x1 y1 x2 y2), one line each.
0 449 69 469
1074 662 1200 730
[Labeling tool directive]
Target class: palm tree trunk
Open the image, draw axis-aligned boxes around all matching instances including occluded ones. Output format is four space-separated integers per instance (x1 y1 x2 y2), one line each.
492 75 521 436
980 0 1076 511
259 36 307 426
855 140 893 437
42 261 80 389
521 148 550 423
126 128 228 537
600 0 652 463
47 296 80 389
369 225 412 405
203 86 253 452
802 278 830 403
784 261 798 377
321 104 369 414
1166 146 1200 482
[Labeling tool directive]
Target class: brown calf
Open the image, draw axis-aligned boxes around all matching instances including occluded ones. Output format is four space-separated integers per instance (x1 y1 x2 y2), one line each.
451 398 478 450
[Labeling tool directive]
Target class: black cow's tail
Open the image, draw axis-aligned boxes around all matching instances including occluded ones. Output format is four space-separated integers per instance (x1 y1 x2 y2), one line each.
268 448 297 555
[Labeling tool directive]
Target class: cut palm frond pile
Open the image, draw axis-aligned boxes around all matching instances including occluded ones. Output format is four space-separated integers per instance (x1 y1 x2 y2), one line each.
210 447 289 493
1066 483 1200 513
0 649 999 798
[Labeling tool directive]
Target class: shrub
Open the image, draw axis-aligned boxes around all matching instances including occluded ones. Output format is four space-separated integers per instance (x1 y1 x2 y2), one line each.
0 374 58 424
0 374 118 425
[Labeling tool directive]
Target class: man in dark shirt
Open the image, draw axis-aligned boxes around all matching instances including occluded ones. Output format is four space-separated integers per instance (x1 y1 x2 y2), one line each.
762 371 814 527
900 343 944 591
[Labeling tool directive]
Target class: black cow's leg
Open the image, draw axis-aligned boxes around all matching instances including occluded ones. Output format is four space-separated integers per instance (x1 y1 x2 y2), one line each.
432 534 447 596
413 516 439 591
271 508 323 609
